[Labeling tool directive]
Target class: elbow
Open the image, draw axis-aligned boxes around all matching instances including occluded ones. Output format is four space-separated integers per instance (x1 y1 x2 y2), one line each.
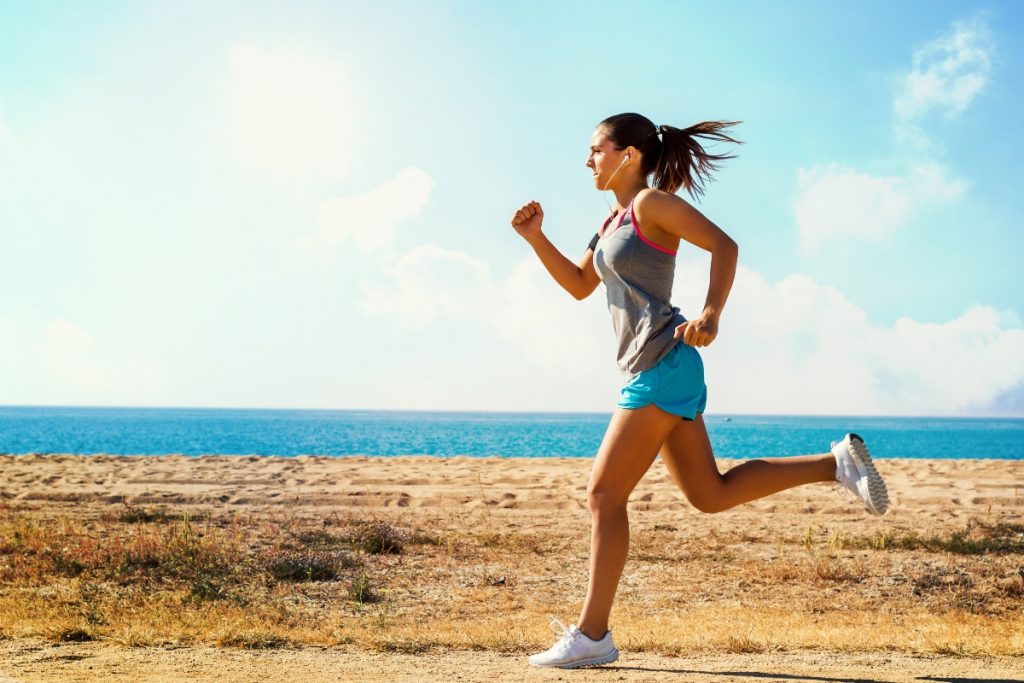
718 237 738 260
570 280 595 300
571 269 589 300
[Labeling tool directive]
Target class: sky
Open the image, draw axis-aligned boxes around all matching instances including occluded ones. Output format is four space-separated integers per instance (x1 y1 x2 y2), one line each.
1 0 1022 416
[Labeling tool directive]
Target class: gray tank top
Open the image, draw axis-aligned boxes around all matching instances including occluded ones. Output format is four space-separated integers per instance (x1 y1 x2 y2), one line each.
589 197 687 379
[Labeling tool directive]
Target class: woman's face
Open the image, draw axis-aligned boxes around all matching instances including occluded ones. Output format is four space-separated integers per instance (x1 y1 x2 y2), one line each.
587 128 630 190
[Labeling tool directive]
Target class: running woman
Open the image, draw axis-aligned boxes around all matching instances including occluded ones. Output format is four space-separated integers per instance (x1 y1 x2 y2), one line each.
509 113 890 669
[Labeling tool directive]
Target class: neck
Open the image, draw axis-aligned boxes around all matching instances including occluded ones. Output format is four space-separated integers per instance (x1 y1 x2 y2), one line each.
611 180 650 212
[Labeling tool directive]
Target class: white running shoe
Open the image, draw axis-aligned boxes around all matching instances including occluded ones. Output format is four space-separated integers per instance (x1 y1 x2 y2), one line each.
527 618 619 669
831 433 890 516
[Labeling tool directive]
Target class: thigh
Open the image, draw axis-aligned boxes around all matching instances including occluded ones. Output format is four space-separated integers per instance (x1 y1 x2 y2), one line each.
657 413 724 509
589 403 683 507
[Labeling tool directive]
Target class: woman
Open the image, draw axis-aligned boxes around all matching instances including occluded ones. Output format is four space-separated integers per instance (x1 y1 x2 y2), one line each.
509 113 890 669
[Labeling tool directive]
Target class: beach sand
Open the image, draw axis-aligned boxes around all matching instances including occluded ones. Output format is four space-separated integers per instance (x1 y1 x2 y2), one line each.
1 453 1022 681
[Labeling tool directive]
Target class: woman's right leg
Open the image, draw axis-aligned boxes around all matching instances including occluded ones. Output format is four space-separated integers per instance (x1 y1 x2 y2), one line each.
657 413 837 513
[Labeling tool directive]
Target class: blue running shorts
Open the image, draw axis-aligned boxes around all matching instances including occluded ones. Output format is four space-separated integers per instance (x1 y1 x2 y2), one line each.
617 341 708 420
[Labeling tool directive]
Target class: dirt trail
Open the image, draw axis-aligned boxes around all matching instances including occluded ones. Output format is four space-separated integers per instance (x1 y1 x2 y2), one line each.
2 639 1023 683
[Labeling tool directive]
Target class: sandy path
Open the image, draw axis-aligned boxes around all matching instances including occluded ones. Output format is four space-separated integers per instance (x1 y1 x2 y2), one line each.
1 453 1022 681
2 638 1023 682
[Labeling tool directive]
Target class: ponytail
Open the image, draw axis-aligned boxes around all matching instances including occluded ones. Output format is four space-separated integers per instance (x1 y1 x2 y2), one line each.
598 114 743 201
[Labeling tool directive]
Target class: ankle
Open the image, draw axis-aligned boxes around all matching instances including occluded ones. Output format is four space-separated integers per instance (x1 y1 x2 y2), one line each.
577 624 608 641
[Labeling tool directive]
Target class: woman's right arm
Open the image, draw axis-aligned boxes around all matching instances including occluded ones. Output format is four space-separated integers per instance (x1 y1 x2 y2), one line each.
511 200 601 301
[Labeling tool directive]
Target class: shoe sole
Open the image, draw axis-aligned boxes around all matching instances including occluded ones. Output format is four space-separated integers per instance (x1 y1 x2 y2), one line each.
847 433 890 515
530 648 620 669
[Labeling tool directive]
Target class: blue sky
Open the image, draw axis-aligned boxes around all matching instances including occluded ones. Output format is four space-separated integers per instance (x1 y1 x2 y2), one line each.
1 0 1022 415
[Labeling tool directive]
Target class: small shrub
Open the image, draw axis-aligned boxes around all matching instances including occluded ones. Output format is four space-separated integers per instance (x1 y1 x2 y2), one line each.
217 632 289 649
294 529 345 547
406 529 442 546
378 638 432 653
51 627 94 642
931 640 976 657
852 519 1024 556
50 550 86 577
78 582 107 625
912 567 973 596
185 576 232 603
722 635 767 653
350 570 379 603
114 505 203 524
350 520 407 555
266 550 357 582
811 555 861 583
119 505 172 524
996 568 1024 598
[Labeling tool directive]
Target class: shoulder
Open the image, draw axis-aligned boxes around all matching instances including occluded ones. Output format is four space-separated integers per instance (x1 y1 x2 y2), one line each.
633 188 692 234
634 186 734 251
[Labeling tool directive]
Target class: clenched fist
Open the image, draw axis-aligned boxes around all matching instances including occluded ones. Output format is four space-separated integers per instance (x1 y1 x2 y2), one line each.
510 200 544 241
674 313 719 347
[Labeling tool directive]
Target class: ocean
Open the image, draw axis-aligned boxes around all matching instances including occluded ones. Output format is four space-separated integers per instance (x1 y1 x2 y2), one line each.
0 406 1021 459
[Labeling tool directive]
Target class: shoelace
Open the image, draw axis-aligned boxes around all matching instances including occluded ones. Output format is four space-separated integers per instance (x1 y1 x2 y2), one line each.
547 616 579 652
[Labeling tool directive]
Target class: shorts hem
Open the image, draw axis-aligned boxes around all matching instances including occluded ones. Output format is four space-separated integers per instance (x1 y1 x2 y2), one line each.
616 399 704 421
654 402 702 421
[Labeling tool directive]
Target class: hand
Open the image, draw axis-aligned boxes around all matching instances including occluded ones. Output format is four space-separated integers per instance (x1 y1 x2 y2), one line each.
510 200 543 241
674 313 718 347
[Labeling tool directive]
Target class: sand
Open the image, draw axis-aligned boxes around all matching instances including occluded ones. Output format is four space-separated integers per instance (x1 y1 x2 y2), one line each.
1 453 1022 681
4 639 1023 682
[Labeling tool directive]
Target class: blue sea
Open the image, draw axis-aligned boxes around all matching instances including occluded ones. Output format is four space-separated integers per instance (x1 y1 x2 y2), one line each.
0 406 1021 459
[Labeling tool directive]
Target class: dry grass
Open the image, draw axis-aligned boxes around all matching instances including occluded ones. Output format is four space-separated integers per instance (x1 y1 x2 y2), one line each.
0 501 1022 657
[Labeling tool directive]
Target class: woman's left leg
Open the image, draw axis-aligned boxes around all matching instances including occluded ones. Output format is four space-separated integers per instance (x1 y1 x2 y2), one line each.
576 403 683 641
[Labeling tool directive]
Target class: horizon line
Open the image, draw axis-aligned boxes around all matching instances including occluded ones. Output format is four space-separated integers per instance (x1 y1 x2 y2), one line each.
1 403 1021 420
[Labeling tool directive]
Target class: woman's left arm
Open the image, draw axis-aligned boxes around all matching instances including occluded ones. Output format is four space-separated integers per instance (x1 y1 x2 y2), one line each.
635 189 738 347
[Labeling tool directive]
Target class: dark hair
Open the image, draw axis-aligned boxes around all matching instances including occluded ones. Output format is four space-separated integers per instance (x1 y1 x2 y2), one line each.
598 113 743 201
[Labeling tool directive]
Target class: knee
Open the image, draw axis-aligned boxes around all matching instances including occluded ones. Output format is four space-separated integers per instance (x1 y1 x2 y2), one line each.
687 487 728 514
692 497 724 511
587 486 628 516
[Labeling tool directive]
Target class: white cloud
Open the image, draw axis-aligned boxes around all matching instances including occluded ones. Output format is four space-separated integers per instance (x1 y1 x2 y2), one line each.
41 320 108 391
359 243 494 327
0 98 13 146
0 315 170 405
358 246 612 367
304 166 433 253
793 162 967 249
793 15 991 249
357 247 621 410
226 44 356 181
894 16 993 123
492 258 612 377
893 15 993 151
359 246 1024 416
867 306 1024 413
679 255 1024 416
0 313 22 366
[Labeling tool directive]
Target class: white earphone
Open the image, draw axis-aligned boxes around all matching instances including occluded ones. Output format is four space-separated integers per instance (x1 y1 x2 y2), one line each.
601 151 633 191
600 150 635 211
